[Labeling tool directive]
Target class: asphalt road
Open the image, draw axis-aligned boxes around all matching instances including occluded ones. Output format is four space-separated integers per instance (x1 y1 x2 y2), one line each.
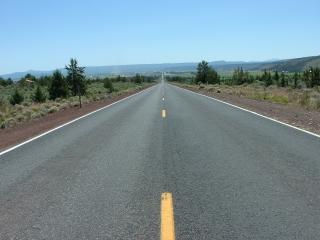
1 81 320 239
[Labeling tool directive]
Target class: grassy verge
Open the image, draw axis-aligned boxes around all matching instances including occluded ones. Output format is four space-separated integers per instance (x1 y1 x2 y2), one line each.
175 83 320 111
0 82 153 129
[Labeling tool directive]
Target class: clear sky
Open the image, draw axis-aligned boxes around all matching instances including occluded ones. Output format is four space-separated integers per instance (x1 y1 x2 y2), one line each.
1 0 319 74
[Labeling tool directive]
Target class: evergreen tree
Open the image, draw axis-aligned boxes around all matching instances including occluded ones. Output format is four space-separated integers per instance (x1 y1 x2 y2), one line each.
103 78 114 92
308 67 320 87
273 71 280 86
280 72 287 87
48 70 69 100
303 69 312 88
196 60 210 84
32 85 46 103
65 58 86 108
133 74 143 84
196 60 219 84
207 68 220 84
9 89 24 105
293 72 299 89
261 70 272 87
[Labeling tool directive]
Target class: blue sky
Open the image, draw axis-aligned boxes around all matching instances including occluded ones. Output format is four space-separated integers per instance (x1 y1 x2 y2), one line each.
0 0 319 74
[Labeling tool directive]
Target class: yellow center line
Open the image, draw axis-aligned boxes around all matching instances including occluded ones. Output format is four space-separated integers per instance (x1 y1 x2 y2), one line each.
162 109 166 118
161 192 175 240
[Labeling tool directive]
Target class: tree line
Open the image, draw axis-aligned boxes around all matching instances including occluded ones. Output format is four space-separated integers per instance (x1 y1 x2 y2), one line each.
167 60 320 89
231 67 320 88
7 58 87 106
3 59 155 106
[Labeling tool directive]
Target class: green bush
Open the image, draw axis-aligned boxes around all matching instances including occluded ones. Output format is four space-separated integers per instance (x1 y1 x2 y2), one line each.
133 74 143 84
9 89 24 105
32 85 46 103
104 79 114 92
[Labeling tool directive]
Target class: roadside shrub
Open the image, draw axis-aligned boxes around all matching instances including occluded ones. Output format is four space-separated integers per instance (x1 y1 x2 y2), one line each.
4 118 16 128
9 89 24 105
0 96 6 105
16 114 25 122
70 101 79 107
268 95 289 104
133 74 143 84
31 112 42 119
299 91 310 107
104 79 114 92
23 109 33 120
32 85 46 103
48 106 59 113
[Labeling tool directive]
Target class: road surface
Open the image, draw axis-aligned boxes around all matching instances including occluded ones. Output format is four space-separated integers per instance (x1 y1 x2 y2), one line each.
1 82 320 239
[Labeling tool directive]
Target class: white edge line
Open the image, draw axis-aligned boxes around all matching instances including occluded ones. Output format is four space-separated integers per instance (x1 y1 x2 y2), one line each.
171 84 320 138
0 85 157 156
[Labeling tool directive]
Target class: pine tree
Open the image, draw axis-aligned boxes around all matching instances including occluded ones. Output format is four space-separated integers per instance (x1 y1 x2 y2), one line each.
104 78 114 92
196 60 219 84
273 71 280 86
196 60 210 84
293 72 299 89
48 70 69 100
32 85 46 103
280 72 286 87
9 89 24 105
65 58 86 108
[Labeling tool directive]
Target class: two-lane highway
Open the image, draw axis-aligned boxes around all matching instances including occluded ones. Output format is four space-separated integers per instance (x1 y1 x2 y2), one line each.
1 82 320 239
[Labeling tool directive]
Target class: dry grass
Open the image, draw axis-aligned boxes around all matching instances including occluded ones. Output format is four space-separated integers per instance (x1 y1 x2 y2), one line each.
179 83 320 111
0 82 151 129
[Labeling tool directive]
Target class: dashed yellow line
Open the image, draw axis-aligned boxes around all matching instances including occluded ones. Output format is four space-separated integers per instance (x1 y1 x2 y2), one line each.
161 192 175 240
162 109 166 118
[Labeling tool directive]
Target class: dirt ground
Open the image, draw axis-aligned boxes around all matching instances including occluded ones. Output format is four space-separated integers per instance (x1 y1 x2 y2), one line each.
180 85 320 136
0 86 152 151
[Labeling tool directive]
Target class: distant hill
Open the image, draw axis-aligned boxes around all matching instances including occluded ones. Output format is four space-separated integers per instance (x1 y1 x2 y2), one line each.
2 55 320 80
216 55 320 72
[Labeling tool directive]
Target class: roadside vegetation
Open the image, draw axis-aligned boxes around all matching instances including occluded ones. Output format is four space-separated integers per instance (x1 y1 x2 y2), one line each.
167 60 320 111
0 59 156 129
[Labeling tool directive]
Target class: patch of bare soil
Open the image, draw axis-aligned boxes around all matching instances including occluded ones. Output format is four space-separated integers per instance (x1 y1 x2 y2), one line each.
181 85 320 136
0 86 152 151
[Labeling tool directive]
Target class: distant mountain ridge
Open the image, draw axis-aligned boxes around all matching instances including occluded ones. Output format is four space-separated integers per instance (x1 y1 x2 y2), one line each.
2 55 320 80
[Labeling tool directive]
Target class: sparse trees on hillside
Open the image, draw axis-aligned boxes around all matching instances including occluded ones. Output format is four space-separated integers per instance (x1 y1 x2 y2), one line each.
261 70 272 87
232 67 252 85
293 72 300 89
304 67 320 88
280 72 287 87
0 77 13 87
65 58 86 108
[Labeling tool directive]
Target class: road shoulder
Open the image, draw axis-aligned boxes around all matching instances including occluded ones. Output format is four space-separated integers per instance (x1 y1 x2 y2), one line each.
173 83 320 136
0 85 154 151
